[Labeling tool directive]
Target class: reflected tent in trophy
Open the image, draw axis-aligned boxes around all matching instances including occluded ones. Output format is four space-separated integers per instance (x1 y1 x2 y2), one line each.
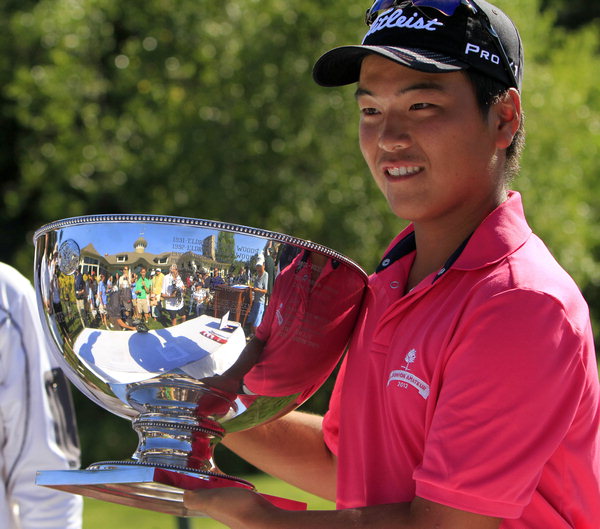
33 215 367 517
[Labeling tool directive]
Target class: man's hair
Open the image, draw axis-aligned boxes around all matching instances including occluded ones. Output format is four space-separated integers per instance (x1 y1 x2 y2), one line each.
465 69 525 183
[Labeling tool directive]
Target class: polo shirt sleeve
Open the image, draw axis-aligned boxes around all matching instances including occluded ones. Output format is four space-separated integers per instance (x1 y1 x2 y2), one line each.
414 288 591 519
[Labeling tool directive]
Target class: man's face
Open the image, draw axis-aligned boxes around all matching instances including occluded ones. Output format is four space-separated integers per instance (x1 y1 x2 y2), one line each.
141 269 146 277
356 55 507 228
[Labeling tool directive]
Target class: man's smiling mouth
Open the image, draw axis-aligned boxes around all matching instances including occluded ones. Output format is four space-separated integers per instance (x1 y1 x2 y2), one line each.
386 166 422 177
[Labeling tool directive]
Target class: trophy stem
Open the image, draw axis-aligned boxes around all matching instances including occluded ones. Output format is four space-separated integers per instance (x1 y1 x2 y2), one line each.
126 378 237 473
132 414 224 472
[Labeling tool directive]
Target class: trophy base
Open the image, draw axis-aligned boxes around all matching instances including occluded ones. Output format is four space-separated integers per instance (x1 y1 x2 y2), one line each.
36 462 307 517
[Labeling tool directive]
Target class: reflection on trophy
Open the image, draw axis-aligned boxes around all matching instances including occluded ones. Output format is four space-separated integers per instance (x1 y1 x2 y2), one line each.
33 215 367 517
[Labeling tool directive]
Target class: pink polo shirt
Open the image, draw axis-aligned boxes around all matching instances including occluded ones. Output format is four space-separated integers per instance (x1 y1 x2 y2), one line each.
323 192 600 528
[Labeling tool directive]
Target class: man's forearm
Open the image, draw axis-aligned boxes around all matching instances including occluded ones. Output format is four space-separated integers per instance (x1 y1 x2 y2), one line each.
185 489 410 529
261 498 501 529
184 490 502 529
222 410 336 501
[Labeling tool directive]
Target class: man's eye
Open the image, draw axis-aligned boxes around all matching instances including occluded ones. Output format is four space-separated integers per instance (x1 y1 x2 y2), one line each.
410 102 433 110
360 107 379 116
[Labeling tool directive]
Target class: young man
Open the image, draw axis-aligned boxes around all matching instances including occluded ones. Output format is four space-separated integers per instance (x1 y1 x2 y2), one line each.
184 1 600 527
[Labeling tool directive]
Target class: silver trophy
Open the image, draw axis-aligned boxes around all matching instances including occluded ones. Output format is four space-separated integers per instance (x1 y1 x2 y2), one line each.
33 215 367 517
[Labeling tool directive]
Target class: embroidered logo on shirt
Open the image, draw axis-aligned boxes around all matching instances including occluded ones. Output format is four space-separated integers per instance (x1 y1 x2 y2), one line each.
402 349 416 370
387 349 430 399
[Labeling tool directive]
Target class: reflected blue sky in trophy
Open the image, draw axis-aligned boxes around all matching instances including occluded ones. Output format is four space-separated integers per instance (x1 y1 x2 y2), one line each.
59 222 268 263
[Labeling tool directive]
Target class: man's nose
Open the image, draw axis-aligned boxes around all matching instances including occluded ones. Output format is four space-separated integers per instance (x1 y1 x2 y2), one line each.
378 116 412 152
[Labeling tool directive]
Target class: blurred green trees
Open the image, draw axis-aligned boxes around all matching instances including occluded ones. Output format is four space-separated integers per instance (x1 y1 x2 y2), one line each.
541 0 600 28
0 0 599 466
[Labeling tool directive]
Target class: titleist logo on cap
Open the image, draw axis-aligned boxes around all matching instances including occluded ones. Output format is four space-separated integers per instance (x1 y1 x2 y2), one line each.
363 9 444 41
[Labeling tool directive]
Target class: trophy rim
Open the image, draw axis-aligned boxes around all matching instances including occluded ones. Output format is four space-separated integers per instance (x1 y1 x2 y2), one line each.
34 214 367 278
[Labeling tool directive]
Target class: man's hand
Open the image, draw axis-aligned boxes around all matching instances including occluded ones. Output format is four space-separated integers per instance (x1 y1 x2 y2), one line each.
183 487 277 529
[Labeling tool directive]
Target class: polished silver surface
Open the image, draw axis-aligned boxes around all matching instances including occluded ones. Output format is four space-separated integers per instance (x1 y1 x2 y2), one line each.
34 215 367 516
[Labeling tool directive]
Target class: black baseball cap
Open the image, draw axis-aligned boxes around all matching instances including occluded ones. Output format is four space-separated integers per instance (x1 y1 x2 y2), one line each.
313 0 523 91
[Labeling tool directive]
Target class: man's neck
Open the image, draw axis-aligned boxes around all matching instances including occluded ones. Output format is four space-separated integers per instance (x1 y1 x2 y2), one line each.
406 191 507 292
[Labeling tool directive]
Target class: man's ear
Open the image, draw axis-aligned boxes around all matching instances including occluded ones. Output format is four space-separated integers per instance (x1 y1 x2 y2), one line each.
493 88 521 150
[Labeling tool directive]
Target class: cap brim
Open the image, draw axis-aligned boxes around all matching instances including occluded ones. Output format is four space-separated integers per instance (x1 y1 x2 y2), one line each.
313 45 468 87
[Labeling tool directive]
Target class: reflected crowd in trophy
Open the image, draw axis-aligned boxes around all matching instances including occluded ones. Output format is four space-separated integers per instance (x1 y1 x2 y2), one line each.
44 235 297 341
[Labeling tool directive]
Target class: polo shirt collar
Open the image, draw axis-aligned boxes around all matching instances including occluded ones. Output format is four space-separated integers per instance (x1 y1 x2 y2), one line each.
376 191 532 276
453 190 532 271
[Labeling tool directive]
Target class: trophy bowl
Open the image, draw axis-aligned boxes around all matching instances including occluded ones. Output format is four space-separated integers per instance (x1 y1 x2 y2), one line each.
33 215 367 517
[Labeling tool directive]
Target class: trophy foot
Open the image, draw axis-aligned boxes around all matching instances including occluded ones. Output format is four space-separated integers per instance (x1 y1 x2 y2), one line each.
36 461 307 517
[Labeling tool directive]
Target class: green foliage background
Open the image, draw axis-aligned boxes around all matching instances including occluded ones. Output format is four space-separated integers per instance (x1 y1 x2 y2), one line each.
1 0 598 469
